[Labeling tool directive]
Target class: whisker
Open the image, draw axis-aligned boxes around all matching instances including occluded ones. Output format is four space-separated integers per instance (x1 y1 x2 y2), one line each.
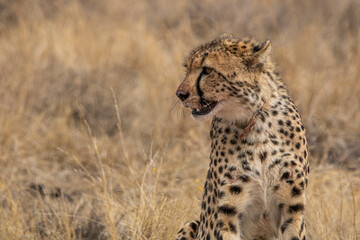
169 98 181 113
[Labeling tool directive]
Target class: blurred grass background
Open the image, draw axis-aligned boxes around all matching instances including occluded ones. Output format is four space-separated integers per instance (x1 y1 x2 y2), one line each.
0 0 359 239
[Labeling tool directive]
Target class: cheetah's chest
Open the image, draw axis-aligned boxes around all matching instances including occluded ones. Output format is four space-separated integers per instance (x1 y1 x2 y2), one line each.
197 121 281 239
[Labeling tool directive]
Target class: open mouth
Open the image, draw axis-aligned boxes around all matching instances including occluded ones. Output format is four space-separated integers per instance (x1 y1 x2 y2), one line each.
192 100 218 116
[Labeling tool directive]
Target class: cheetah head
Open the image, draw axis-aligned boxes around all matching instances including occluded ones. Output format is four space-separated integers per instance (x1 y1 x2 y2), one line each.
176 34 272 123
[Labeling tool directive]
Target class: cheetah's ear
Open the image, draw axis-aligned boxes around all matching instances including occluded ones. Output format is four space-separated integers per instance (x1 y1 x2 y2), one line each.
252 40 271 64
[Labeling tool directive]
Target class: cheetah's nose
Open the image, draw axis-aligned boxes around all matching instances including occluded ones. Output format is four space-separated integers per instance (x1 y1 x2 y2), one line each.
176 89 190 101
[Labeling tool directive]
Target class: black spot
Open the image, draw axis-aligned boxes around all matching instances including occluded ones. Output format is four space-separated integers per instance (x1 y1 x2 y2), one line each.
286 180 294 185
299 219 305 236
281 172 290 180
296 127 301 132
228 221 237 233
180 237 187 240
225 128 231 134
295 143 301 149
289 133 294 139
230 139 237 145
219 191 226 198
278 120 284 125
273 185 280 191
229 185 242 195
291 187 302 197
304 150 307 158
217 220 224 229
229 166 236 171
269 134 276 139
190 222 198 232
239 174 249 182
272 110 278 116
281 218 293 233
228 149 234 155
259 151 267 162
278 203 284 210
219 166 223 173
218 205 237 216
224 172 232 179
259 113 265 122
242 164 251 171
288 204 304 213
291 237 300 240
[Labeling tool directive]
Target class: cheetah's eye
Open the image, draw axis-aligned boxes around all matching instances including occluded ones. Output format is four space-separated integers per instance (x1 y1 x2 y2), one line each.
202 67 213 75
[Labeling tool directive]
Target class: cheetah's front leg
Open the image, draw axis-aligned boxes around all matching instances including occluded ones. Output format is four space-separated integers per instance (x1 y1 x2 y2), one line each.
176 220 200 240
276 165 307 240
214 173 255 240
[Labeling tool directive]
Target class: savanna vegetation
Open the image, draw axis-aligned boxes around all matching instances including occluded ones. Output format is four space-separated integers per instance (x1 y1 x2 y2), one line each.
0 0 359 239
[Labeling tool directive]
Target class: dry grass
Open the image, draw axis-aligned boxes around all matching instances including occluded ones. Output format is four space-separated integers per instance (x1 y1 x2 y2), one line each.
0 0 359 239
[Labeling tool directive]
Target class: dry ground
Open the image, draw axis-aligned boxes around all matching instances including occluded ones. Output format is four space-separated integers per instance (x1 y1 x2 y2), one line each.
0 0 359 239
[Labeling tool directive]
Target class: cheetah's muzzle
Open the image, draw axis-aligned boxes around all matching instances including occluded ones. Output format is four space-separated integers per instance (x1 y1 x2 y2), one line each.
192 99 217 117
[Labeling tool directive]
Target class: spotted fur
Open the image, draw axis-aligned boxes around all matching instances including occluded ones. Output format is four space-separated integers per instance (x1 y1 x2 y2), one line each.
175 34 309 240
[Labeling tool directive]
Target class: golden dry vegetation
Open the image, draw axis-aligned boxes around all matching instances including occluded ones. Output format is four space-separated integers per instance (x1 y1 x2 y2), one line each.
0 0 359 239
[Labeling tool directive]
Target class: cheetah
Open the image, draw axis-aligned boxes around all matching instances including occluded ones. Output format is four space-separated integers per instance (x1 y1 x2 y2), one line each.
175 34 309 240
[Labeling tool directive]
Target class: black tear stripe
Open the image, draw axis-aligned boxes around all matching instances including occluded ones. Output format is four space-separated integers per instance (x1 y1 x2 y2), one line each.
196 55 209 98
196 73 204 98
